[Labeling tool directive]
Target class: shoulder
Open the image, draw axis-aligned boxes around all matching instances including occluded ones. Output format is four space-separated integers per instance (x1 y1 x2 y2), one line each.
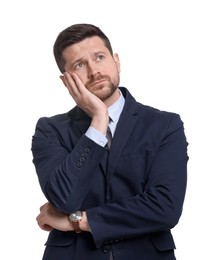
139 102 181 120
136 103 184 135
36 106 80 125
121 86 183 129
36 113 69 129
34 106 81 134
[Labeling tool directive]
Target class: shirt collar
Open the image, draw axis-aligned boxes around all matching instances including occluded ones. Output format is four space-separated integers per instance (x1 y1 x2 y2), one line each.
108 90 125 124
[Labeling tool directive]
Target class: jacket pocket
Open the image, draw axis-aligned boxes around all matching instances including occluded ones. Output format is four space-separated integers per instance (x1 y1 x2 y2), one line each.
45 229 75 247
151 231 176 251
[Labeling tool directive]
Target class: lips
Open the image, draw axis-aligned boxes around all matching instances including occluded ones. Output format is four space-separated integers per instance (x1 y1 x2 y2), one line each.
91 79 107 86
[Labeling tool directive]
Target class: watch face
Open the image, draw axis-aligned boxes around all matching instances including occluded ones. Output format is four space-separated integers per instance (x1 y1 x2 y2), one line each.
69 211 83 222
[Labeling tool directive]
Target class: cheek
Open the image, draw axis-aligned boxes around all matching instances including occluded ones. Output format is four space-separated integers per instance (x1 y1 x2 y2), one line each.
109 61 120 77
111 65 120 80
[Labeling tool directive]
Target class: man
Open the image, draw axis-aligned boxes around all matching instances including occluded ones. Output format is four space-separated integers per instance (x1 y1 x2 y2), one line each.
32 23 188 260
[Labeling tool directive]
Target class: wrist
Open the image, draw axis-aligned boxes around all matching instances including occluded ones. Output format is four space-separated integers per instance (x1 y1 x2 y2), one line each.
68 211 90 233
69 211 82 233
79 212 91 232
91 114 109 135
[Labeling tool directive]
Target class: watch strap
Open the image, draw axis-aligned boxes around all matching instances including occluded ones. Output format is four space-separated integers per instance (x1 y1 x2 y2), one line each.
72 221 81 233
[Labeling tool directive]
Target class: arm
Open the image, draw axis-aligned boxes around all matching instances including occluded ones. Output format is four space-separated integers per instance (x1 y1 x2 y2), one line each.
35 114 188 249
32 123 107 213
86 114 188 247
32 72 109 213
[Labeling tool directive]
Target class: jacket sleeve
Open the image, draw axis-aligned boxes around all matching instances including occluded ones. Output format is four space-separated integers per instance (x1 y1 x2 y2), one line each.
86 113 188 248
31 117 106 213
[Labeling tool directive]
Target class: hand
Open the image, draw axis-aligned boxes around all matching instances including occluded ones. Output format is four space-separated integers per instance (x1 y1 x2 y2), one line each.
61 72 109 134
36 202 73 232
36 202 91 233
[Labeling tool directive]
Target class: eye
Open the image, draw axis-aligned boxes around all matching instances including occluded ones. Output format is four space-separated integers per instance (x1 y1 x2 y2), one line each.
74 62 84 70
96 55 104 61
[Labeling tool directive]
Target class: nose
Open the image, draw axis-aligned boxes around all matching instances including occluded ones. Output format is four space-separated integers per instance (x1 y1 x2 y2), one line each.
87 61 100 79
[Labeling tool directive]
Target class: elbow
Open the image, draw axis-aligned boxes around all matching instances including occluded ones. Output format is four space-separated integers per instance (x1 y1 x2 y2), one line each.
147 188 185 229
164 207 183 228
42 176 80 214
160 197 184 229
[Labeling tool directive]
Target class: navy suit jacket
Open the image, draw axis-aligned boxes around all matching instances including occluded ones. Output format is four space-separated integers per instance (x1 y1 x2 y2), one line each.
32 87 188 260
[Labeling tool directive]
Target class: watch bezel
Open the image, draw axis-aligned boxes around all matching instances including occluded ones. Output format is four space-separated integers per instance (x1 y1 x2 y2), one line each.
69 211 83 222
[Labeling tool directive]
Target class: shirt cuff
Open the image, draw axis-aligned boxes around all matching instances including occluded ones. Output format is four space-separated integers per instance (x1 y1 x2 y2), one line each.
85 126 108 147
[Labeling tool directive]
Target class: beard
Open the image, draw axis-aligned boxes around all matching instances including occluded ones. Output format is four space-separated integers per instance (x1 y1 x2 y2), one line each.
85 74 119 101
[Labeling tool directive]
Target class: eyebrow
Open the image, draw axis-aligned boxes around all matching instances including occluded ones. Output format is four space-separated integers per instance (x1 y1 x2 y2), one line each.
70 51 107 66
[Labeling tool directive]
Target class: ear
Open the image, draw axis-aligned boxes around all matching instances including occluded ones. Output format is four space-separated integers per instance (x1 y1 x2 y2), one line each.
113 53 121 73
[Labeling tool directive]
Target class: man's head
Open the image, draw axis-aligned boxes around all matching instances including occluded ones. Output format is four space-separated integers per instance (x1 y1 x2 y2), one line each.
54 23 121 103
54 23 113 74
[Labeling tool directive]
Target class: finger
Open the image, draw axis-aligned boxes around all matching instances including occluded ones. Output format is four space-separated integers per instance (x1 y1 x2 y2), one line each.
36 213 42 222
59 75 66 86
70 73 86 94
36 213 53 231
63 72 80 97
39 202 49 212
38 223 53 232
66 72 89 97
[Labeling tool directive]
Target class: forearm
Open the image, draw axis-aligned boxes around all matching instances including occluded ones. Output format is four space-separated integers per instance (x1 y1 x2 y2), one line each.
87 175 187 248
87 118 188 248
32 125 106 213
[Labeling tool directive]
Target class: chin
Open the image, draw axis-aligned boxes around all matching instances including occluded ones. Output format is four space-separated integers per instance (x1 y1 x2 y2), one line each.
96 87 115 100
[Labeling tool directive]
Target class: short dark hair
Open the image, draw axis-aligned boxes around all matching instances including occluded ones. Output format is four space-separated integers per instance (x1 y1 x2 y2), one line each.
53 23 113 73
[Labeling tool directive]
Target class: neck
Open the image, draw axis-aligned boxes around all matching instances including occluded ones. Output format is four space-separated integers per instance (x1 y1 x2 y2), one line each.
104 89 120 108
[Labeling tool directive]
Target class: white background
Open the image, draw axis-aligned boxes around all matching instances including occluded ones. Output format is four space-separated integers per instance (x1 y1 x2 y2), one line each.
0 1 213 259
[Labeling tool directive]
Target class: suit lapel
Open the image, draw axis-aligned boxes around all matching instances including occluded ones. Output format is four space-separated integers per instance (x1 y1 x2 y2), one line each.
107 94 138 175
67 90 139 177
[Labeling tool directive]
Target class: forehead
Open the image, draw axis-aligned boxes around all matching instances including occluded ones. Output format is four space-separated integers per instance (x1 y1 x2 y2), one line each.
62 36 109 60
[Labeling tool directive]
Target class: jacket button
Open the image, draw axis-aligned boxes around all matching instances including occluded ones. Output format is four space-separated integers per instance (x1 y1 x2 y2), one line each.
76 162 82 167
81 152 87 157
79 157 85 162
84 148 90 153
102 245 110 253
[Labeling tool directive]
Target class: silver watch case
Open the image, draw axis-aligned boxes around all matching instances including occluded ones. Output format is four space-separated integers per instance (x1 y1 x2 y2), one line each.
69 211 83 222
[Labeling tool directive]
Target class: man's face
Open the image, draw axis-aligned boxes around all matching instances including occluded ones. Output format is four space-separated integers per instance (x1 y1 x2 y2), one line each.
62 36 120 101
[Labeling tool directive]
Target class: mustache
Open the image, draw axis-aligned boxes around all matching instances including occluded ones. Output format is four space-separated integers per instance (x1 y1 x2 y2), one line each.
87 74 110 86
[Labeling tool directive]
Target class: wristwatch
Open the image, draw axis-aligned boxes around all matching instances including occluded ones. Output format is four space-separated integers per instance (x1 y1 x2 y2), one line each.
69 211 83 233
